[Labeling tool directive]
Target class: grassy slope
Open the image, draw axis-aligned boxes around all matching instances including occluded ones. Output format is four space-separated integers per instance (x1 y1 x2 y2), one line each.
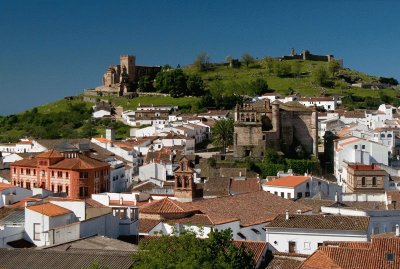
184 59 398 99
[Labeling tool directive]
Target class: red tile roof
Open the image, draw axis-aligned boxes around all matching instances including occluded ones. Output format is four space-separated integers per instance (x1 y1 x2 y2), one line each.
347 164 384 171
11 158 37 167
190 191 312 226
229 178 261 194
232 240 267 265
264 176 310 188
167 214 214 226
36 150 63 159
140 198 198 215
49 155 109 170
266 214 369 231
139 218 161 233
299 237 400 269
27 203 72 217
0 182 14 191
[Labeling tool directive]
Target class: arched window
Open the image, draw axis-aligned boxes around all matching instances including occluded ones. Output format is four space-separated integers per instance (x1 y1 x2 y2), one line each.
388 134 393 138
381 134 385 138
361 177 366 186
372 177 377 186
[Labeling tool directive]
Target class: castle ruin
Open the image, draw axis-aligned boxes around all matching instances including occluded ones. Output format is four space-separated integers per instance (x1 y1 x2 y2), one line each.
86 55 161 96
233 99 318 158
281 48 334 62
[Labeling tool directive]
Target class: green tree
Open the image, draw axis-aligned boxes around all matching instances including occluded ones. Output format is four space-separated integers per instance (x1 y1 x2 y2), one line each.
291 61 302 77
212 118 234 154
132 229 254 269
328 59 341 76
312 66 329 86
186 74 205 96
241 53 255 67
193 52 210 71
138 75 154 92
249 78 269 96
154 69 188 97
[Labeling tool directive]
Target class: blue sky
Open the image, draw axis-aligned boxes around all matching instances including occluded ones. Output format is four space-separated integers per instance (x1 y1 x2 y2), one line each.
1 0 399 115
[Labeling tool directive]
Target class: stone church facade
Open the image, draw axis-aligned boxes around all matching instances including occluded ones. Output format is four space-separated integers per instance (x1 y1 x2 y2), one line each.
233 99 318 158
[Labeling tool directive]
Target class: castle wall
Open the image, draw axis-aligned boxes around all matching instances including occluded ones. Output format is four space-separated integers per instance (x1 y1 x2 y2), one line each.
234 124 264 158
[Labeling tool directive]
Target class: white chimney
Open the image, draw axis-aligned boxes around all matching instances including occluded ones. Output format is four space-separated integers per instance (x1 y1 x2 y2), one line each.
335 191 339 202
396 224 399 237
285 210 289 220
119 197 123 205
239 171 242 177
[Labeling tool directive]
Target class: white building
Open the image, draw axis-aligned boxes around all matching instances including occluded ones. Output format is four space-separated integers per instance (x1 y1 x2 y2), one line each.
262 175 341 200
266 213 369 254
0 183 32 208
334 137 391 183
0 139 47 154
298 96 337 111
92 109 111 119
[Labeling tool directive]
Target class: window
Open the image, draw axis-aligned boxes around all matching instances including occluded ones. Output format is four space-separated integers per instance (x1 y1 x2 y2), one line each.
80 172 89 179
51 171 54 177
373 226 380 234
33 169 36 176
26 182 31 190
372 177 377 186
57 171 62 178
274 191 278 195
361 177 366 187
297 192 303 199
388 134 393 138
354 145 358 149
288 193 291 199
289 241 296 253
13 168 16 174
66 172 69 178
33 223 41 241
26 169 30 175
57 185 62 193
79 186 89 197
362 145 365 150
65 186 69 196
305 192 310 197
280 192 284 198
381 134 385 138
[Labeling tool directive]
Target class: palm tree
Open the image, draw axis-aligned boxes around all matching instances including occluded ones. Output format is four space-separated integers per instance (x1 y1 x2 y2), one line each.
212 118 234 154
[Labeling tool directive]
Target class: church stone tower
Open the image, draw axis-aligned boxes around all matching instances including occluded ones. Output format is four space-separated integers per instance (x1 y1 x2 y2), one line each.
174 156 196 202
120 55 136 82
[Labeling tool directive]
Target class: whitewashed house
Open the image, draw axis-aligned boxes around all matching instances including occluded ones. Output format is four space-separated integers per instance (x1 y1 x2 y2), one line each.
334 137 391 183
299 96 337 111
0 183 32 208
265 212 369 255
262 175 341 200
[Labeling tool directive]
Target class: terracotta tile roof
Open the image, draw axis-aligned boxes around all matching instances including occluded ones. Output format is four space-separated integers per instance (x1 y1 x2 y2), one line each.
139 218 161 233
347 164 384 171
266 214 369 231
232 240 267 265
140 198 198 215
229 178 261 194
167 214 214 226
109 200 137 207
27 203 72 217
297 198 337 213
36 149 64 159
299 237 400 269
265 253 306 269
49 155 109 170
203 177 230 197
0 182 14 191
190 191 312 226
93 137 112 143
342 111 366 118
264 176 310 188
11 157 37 167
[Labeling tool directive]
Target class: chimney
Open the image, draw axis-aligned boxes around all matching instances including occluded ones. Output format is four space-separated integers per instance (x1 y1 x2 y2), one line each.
396 224 399 237
335 191 339 202
285 210 289 220
119 197 123 205
239 171 242 177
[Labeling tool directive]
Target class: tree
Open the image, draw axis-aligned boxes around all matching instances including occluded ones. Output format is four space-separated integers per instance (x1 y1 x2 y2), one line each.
132 229 254 269
186 74 205 96
193 52 210 71
291 61 302 77
327 59 341 76
241 53 255 67
312 66 329 86
138 75 154 92
249 78 269 96
154 69 188 97
212 118 234 154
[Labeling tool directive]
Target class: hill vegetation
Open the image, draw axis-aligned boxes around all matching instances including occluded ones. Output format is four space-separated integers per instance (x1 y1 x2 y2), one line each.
1 53 399 143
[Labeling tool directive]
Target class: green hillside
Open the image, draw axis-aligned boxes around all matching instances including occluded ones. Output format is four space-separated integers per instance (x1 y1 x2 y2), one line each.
1 57 399 143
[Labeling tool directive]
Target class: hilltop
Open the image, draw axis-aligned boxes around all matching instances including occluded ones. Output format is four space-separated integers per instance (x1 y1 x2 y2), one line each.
1 54 399 143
